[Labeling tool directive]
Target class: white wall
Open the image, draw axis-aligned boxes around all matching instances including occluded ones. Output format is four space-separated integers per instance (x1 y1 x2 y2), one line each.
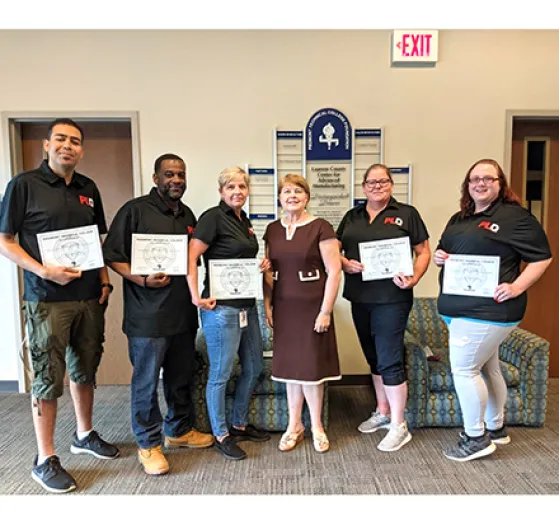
1 29 559 380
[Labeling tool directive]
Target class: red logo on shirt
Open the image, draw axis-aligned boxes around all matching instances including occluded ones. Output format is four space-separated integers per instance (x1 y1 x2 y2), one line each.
187 226 194 235
384 217 403 226
79 195 94 208
248 228 255 235
478 221 500 233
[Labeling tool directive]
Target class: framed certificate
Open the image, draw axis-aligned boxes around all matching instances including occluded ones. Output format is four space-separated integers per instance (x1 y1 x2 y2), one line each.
37 224 104 271
358 236 414 281
442 254 500 298
209 258 261 299
131 234 188 275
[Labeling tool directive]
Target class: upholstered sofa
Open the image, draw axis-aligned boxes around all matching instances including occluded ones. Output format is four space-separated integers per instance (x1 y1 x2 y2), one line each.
191 300 329 432
404 297 550 428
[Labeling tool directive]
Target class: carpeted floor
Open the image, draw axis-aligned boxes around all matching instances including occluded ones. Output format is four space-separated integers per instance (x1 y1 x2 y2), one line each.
1 380 558 495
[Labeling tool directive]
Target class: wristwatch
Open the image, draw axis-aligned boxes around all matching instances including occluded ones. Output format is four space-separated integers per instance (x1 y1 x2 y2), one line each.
101 282 114 293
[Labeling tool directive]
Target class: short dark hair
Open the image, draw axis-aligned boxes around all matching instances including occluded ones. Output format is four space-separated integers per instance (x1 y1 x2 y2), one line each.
363 163 393 184
46 118 85 143
154 153 185 174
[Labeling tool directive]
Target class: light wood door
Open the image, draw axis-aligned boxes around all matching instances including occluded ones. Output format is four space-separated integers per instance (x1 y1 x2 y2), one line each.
20 121 134 384
510 119 559 377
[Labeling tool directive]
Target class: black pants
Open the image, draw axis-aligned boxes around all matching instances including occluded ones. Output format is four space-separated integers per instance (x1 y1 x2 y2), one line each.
351 300 412 386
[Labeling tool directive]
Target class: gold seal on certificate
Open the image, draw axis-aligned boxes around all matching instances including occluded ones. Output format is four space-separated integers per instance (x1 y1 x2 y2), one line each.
358 236 414 281
131 234 187 275
209 258 261 299
442 254 500 298
37 224 104 271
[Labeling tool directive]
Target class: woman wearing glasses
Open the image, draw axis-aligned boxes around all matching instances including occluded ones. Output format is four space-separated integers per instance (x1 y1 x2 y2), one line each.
263 174 342 453
434 158 552 462
337 164 430 452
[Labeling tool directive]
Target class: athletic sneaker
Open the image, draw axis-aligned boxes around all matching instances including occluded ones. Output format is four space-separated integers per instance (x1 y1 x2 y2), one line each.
444 432 496 462
32 455 77 494
70 430 120 460
358 410 391 434
487 425 511 445
377 421 412 452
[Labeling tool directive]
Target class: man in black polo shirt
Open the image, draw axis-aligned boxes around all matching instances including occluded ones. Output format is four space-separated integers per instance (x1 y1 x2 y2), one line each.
0 118 120 494
103 153 213 476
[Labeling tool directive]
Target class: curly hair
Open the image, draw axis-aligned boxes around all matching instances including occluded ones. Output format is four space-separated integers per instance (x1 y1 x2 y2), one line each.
459 158 521 217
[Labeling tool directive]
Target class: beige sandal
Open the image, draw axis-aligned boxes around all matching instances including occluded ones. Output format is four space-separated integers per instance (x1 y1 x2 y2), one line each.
312 430 330 453
279 429 305 452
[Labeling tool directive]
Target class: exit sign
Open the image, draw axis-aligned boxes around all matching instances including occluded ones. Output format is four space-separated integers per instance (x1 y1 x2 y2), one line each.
391 30 439 66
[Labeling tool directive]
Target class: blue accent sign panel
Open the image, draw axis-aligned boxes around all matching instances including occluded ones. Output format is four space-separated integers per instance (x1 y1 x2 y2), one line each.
306 108 352 162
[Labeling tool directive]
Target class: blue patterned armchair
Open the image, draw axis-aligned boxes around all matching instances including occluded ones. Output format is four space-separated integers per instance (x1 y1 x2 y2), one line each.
191 300 329 432
404 297 550 428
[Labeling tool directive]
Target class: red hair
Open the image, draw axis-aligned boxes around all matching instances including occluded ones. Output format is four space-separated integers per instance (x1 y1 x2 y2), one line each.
459 158 521 217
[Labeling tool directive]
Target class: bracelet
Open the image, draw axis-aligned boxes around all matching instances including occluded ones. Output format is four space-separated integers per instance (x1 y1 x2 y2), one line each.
319 309 331 316
100 282 114 293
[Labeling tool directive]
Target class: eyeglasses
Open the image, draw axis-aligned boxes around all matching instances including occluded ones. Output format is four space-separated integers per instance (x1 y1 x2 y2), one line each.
363 178 392 189
469 176 499 185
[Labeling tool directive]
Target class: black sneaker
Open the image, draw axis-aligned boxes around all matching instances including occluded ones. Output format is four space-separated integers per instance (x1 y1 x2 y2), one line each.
444 432 496 462
32 455 77 494
487 425 511 445
70 430 120 460
215 435 247 460
230 424 271 442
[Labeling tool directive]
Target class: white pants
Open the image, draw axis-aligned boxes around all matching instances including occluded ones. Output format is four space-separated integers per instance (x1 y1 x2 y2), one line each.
447 318 517 437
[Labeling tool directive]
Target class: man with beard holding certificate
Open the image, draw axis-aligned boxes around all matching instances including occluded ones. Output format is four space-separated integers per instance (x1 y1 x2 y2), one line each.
337 163 430 452
103 153 213 476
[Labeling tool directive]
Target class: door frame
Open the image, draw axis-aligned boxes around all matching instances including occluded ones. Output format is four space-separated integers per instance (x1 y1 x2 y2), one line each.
0 111 142 393
503 109 559 180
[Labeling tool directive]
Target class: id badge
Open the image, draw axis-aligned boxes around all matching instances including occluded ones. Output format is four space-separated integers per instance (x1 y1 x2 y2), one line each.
239 310 248 328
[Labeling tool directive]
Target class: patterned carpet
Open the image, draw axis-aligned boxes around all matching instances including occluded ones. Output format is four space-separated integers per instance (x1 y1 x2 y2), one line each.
1 380 558 495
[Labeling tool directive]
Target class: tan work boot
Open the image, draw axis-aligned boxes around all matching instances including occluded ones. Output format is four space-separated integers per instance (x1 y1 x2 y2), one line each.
138 446 169 475
164 428 214 449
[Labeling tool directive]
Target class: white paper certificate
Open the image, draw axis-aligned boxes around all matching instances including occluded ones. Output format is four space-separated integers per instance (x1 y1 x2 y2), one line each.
442 254 500 298
359 236 414 281
131 234 187 275
209 258 261 299
37 224 104 271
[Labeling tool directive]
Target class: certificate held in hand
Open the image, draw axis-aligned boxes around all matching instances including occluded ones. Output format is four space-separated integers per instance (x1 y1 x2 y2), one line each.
131 234 188 275
442 254 500 298
359 236 414 281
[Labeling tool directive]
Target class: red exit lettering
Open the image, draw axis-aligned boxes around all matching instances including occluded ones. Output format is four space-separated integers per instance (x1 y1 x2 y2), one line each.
399 33 432 57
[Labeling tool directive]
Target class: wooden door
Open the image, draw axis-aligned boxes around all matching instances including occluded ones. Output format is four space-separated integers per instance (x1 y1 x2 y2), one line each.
20 121 134 384
510 119 559 377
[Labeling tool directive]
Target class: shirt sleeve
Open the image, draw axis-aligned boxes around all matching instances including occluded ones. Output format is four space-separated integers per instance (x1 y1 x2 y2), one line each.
408 206 429 246
103 204 133 263
192 209 218 246
336 212 348 241
0 177 27 235
92 184 108 235
508 209 552 263
318 219 337 242
436 212 460 251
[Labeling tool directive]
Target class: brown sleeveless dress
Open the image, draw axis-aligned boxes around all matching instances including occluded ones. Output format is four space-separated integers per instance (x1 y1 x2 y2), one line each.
264 218 341 384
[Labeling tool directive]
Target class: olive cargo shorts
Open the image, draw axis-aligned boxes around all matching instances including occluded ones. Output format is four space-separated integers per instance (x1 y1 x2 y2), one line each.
25 300 106 400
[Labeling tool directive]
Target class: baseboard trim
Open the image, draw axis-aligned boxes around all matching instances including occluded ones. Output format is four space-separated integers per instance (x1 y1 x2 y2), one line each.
330 375 372 386
0 380 18 393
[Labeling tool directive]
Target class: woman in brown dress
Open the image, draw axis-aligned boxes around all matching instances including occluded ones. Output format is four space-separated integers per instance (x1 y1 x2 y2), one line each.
263 174 342 453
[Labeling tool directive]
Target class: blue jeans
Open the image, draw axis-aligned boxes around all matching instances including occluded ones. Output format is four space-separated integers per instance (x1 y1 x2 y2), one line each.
200 305 263 437
127 330 196 449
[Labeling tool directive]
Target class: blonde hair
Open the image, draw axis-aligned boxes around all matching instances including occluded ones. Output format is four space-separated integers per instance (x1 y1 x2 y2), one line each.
218 166 249 189
278 173 310 198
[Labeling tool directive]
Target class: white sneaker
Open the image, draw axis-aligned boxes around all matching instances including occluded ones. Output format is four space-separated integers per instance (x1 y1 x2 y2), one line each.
377 422 412 452
358 410 391 434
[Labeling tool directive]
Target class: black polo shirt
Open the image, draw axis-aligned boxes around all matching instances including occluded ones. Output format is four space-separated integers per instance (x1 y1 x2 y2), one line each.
337 197 429 305
437 199 552 323
0 160 107 302
193 200 259 308
103 188 198 338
